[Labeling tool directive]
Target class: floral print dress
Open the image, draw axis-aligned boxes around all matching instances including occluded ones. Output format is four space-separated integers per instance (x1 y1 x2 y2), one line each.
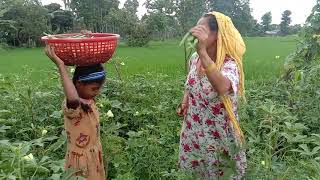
179 53 246 179
63 98 106 180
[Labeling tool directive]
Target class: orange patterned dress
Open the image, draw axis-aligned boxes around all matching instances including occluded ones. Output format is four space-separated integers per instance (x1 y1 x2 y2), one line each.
62 98 106 180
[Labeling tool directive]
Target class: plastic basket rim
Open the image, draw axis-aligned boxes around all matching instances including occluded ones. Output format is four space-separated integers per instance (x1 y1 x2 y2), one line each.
41 33 120 43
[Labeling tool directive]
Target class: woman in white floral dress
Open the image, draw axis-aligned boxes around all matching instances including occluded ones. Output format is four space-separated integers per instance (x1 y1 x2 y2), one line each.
177 12 247 179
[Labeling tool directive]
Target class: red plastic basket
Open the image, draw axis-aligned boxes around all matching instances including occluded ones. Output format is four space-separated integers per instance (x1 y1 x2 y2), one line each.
41 33 120 66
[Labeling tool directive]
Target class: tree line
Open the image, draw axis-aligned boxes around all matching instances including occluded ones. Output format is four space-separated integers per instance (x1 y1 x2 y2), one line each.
0 0 302 47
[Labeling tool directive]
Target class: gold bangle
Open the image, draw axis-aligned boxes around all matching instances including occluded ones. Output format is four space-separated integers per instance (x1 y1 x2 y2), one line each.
205 63 217 73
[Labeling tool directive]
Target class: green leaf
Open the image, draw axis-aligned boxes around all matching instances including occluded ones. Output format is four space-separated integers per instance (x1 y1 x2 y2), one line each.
311 134 320 138
0 110 11 118
20 143 31 156
48 159 64 173
43 136 59 142
299 144 310 153
0 118 17 125
61 168 78 180
292 123 308 130
292 135 307 142
0 125 11 133
50 111 62 119
127 131 143 137
47 132 66 152
290 149 305 154
0 139 10 146
110 100 122 109
40 156 50 163
61 167 86 180
114 172 135 180
311 146 320 155
50 173 61 180
220 167 235 180
8 175 17 180
31 138 44 147
24 163 50 173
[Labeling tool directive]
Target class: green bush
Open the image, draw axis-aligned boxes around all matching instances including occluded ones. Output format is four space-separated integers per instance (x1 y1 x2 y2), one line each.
2 66 320 179
126 24 151 47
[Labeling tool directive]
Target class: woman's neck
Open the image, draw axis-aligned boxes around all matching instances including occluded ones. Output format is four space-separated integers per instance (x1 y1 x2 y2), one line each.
206 44 217 62
79 96 93 103
206 49 216 62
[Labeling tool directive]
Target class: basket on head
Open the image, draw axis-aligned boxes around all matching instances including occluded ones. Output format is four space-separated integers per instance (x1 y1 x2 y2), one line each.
41 33 120 66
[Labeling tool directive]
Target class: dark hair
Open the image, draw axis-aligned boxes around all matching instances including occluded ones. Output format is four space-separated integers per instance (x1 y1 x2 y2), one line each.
72 64 105 85
203 14 218 32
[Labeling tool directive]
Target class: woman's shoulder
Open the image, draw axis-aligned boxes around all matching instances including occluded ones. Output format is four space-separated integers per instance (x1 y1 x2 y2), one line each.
62 98 96 114
223 55 238 68
224 55 236 63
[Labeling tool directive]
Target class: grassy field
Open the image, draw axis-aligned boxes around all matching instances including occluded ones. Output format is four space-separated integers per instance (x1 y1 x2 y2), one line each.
3 36 320 179
0 36 298 81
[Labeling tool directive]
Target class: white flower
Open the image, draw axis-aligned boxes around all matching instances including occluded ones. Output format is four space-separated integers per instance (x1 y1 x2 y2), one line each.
70 68 75 73
134 111 139 116
261 160 265 166
275 56 280 59
106 110 114 118
42 129 48 136
23 153 34 161
120 62 125 66
114 163 119 168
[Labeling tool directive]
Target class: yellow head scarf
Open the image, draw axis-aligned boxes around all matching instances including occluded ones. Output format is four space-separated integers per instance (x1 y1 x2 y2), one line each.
208 12 246 145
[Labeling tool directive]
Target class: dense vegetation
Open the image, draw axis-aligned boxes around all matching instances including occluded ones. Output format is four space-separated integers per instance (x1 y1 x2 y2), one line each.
1 0 320 179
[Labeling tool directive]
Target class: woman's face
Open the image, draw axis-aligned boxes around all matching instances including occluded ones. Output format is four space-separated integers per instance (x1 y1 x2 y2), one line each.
197 17 218 48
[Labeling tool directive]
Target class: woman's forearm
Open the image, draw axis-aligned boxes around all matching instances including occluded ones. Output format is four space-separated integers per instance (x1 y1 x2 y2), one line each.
198 52 231 96
57 64 80 107
182 90 189 104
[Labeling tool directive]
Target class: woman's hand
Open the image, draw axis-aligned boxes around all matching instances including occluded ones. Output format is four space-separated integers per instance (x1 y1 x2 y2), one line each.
45 45 64 67
176 92 189 117
190 25 209 56
176 103 188 117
